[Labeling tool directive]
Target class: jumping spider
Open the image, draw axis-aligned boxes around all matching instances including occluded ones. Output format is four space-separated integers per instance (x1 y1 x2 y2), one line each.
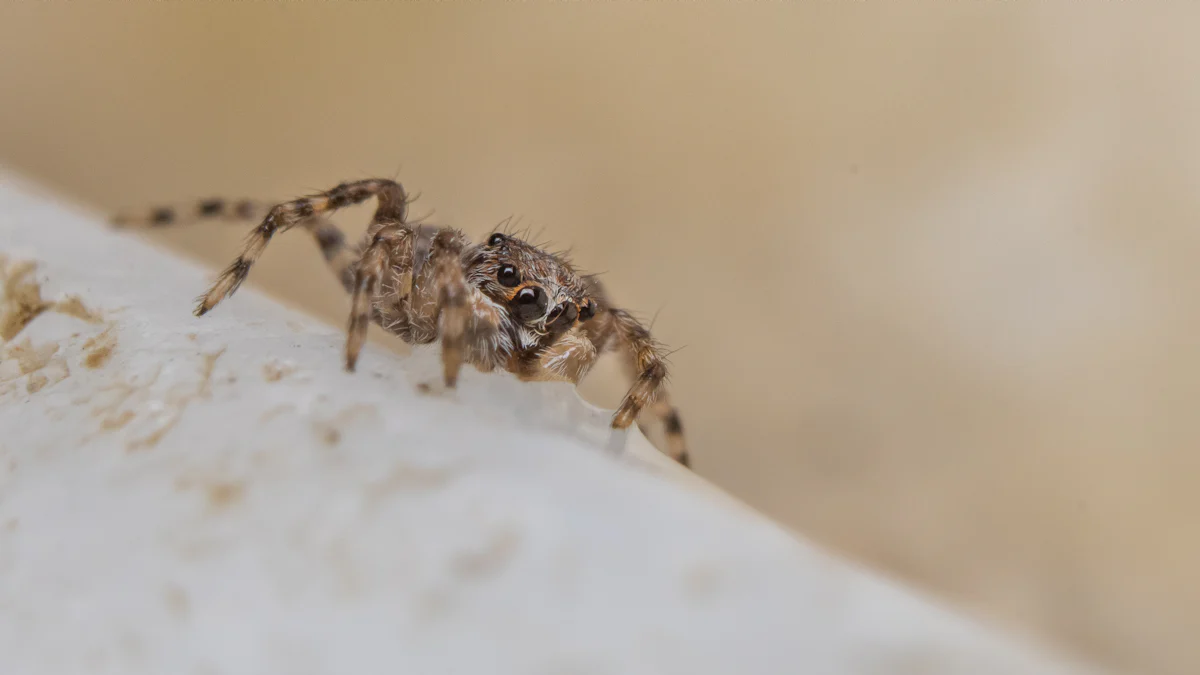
112 179 689 466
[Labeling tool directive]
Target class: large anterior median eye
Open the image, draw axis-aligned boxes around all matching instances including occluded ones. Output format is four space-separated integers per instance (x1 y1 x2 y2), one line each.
497 264 520 287
513 286 547 321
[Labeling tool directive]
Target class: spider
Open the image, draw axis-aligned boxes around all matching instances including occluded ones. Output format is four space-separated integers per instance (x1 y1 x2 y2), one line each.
112 178 689 467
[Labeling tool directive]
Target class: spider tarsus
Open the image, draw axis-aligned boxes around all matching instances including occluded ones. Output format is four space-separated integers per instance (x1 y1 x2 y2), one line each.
611 406 637 430
193 296 213 317
440 345 462 388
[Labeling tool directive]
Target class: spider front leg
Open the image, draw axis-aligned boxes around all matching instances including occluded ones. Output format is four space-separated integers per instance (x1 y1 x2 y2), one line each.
424 231 510 386
512 326 599 383
427 233 473 387
606 308 690 467
346 226 499 389
345 224 414 372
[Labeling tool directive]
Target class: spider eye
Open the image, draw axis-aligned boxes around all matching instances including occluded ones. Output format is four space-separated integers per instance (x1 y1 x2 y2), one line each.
578 298 597 321
513 286 547 321
546 301 577 329
488 233 506 246
561 302 578 323
497 265 520 287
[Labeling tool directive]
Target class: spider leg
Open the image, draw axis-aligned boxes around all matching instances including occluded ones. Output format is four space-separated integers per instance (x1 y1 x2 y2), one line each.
193 179 410 316
642 394 689 468
114 198 362 295
346 225 498 389
345 223 414 372
511 326 598 384
426 230 489 387
113 197 366 294
111 198 267 228
604 308 689 467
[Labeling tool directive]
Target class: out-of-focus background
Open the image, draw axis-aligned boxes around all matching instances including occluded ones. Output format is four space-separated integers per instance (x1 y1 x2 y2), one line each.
1 3 1197 673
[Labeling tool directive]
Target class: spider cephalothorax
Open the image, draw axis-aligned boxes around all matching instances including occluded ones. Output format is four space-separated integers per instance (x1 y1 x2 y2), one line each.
467 231 595 344
113 178 689 466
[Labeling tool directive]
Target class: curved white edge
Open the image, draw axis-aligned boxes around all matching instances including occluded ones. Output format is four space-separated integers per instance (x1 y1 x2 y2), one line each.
0 171 1103 675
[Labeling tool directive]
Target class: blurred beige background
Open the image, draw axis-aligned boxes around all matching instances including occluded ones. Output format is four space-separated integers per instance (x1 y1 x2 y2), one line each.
2 2 1198 673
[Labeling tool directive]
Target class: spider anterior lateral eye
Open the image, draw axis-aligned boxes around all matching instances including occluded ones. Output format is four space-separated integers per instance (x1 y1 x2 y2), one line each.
579 298 597 321
497 265 520 287
488 233 506 246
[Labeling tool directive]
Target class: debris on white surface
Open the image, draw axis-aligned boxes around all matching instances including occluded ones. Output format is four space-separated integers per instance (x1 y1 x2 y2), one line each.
0 173 1101 675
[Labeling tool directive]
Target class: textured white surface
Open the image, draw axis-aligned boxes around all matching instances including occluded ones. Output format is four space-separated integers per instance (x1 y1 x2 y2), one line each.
0 174 1099 675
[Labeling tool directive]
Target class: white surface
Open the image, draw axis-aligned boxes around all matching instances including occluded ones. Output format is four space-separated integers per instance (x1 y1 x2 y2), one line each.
0 173 1100 675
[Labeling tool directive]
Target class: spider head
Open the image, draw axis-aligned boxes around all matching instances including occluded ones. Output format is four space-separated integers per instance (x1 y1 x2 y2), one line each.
469 231 598 333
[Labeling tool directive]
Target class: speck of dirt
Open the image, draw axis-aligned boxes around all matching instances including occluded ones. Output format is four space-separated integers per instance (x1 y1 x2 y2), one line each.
312 404 378 447
54 295 103 324
100 409 135 430
416 382 433 395
3 518 17 532
126 349 225 451
259 403 295 423
81 367 160 442
261 360 295 382
196 348 224 397
162 585 190 619
206 481 244 509
83 327 117 369
450 528 521 581
0 259 104 341
4 338 68 394
683 564 723 603
118 632 145 663
25 372 48 393
414 588 455 621
365 461 460 507
0 259 51 341
85 348 112 368
9 338 58 374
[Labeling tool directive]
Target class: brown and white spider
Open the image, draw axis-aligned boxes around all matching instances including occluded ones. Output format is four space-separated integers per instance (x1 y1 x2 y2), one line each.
112 178 689 467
